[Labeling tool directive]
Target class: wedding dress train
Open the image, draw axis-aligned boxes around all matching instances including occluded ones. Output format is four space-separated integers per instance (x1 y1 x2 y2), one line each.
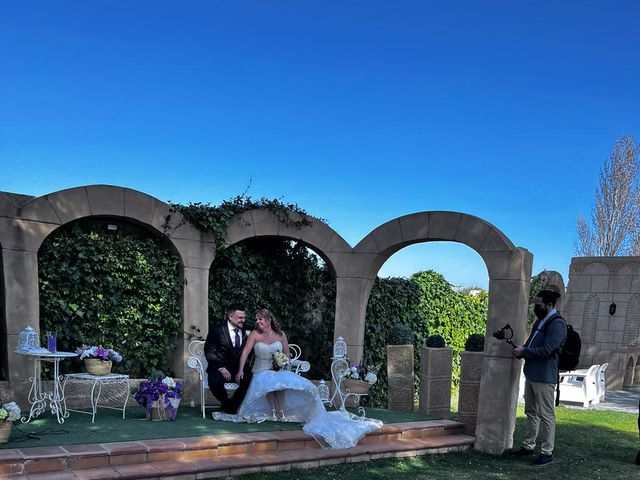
213 341 382 449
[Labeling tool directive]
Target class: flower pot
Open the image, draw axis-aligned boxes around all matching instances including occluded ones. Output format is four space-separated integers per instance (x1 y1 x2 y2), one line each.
342 378 372 395
84 359 112 376
0 422 11 444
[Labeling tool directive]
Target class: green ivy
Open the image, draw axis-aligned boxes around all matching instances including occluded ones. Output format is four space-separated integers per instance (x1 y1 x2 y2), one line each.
38 221 184 377
207 237 335 379
170 195 318 248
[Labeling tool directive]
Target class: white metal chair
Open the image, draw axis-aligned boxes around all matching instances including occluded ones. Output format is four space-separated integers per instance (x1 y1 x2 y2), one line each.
559 364 600 408
187 340 311 418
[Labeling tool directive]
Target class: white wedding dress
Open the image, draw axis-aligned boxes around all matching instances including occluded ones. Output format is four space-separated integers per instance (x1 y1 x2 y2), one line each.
213 341 382 449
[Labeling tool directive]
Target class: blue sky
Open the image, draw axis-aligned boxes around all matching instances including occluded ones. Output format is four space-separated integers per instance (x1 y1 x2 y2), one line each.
1 1 639 289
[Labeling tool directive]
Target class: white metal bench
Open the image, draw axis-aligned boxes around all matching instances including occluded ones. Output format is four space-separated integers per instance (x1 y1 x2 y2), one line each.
187 340 311 418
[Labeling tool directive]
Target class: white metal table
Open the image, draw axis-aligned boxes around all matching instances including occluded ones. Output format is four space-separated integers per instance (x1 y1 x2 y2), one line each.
62 373 130 423
16 350 78 424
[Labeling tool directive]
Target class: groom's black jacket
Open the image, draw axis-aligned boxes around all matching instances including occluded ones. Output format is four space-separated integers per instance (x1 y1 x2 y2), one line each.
204 323 250 375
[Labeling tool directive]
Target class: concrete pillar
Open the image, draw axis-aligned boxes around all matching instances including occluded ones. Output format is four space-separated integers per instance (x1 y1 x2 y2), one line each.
474 275 531 454
334 276 374 362
173 264 212 404
2 248 40 404
387 345 414 411
458 351 484 435
419 346 452 418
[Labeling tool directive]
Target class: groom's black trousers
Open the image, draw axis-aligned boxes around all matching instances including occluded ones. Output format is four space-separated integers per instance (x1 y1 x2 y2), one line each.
208 367 253 414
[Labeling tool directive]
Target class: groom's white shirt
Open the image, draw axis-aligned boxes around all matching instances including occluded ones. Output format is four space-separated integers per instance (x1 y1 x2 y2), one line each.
227 321 241 348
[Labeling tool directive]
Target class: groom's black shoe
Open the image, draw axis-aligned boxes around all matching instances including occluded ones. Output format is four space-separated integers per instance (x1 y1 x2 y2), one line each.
508 447 535 456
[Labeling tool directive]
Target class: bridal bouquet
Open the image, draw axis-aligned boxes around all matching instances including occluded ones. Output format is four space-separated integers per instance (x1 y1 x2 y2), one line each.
272 351 290 371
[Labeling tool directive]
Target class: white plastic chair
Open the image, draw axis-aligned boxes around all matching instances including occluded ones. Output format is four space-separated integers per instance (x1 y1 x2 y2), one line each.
597 363 609 402
559 364 600 408
187 340 311 418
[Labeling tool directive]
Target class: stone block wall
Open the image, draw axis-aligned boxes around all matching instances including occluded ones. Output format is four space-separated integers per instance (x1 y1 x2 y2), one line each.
564 257 640 388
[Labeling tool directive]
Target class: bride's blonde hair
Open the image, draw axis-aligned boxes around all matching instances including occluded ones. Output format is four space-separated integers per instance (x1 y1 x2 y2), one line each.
255 308 282 334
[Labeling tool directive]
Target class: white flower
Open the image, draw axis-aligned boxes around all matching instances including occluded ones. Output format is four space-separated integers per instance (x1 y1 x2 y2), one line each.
1 402 21 422
244 330 251 337
364 372 378 384
350 371 361 380
162 377 176 389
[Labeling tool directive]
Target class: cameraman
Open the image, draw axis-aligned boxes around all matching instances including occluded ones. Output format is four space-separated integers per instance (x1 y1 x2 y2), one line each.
510 288 567 467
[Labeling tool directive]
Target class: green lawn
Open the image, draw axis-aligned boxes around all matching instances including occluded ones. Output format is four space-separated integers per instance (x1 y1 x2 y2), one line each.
237 405 639 480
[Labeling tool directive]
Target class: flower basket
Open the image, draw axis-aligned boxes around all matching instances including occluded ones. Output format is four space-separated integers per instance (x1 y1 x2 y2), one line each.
135 376 182 421
0 422 11 444
342 378 373 395
84 358 112 376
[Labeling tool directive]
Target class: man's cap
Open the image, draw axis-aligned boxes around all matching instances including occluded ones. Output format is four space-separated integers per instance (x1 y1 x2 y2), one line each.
537 285 562 300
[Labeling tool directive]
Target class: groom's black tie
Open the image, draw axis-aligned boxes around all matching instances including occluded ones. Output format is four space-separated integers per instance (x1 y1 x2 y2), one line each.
234 328 241 351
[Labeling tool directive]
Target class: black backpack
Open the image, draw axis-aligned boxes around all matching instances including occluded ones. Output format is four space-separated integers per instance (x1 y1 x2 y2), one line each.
541 313 581 372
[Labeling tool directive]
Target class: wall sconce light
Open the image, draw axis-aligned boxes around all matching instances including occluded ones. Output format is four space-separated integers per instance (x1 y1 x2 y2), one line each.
609 303 616 315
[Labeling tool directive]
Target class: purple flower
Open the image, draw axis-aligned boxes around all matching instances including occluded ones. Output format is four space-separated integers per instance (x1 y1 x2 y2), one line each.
94 346 110 361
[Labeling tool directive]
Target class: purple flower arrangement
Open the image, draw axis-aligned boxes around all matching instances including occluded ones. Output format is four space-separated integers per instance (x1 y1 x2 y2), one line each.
76 345 123 362
134 377 182 421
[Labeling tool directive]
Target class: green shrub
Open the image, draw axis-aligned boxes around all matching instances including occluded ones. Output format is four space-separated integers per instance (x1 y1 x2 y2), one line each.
464 333 485 351
426 334 446 348
387 324 413 345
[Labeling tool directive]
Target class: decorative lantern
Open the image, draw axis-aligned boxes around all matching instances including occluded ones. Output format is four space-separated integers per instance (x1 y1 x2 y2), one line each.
332 336 347 360
17 326 40 352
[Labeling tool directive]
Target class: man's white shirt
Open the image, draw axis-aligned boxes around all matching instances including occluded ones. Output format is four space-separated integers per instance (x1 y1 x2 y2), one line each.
528 308 557 345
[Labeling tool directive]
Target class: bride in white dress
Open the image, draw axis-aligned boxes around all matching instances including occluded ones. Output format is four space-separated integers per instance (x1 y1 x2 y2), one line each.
213 308 382 449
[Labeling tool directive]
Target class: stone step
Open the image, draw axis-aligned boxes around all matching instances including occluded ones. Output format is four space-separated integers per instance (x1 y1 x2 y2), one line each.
0 420 473 478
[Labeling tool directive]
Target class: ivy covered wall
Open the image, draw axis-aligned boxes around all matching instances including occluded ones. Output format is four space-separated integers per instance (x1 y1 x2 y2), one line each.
36 205 489 407
38 220 184 378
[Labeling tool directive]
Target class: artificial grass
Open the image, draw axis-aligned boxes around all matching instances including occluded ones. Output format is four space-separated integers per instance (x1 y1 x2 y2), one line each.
237 404 640 480
0 405 434 449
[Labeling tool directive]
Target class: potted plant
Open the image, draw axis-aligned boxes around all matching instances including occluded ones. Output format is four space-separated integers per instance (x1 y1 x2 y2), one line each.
458 333 485 435
419 334 452 417
0 402 21 444
76 345 123 375
387 324 414 411
342 361 378 394
134 371 182 421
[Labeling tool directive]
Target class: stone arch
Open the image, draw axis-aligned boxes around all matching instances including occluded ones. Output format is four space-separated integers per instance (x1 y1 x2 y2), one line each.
623 356 635 388
622 295 640 347
0 185 213 400
582 294 600 344
223 208 351 275
348 211 531 455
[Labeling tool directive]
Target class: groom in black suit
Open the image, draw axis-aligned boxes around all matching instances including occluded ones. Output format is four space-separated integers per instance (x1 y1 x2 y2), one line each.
204 304 253 414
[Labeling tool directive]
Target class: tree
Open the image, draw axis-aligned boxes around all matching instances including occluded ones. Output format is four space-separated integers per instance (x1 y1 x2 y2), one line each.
575 134 640 256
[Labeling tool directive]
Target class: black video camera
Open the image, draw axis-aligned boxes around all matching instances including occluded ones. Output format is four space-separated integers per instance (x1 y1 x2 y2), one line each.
492 323 515 347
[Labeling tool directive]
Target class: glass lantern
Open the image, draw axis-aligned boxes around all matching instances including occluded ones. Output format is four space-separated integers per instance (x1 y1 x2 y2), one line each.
332 336 347 360
17 326 40 352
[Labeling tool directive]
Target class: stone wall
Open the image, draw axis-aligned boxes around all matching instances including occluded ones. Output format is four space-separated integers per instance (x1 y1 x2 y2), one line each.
564 257 640 388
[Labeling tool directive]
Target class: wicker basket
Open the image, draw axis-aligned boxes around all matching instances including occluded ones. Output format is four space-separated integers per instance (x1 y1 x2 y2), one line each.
84 359 112 376
0 421 11 444
342 378 372 395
